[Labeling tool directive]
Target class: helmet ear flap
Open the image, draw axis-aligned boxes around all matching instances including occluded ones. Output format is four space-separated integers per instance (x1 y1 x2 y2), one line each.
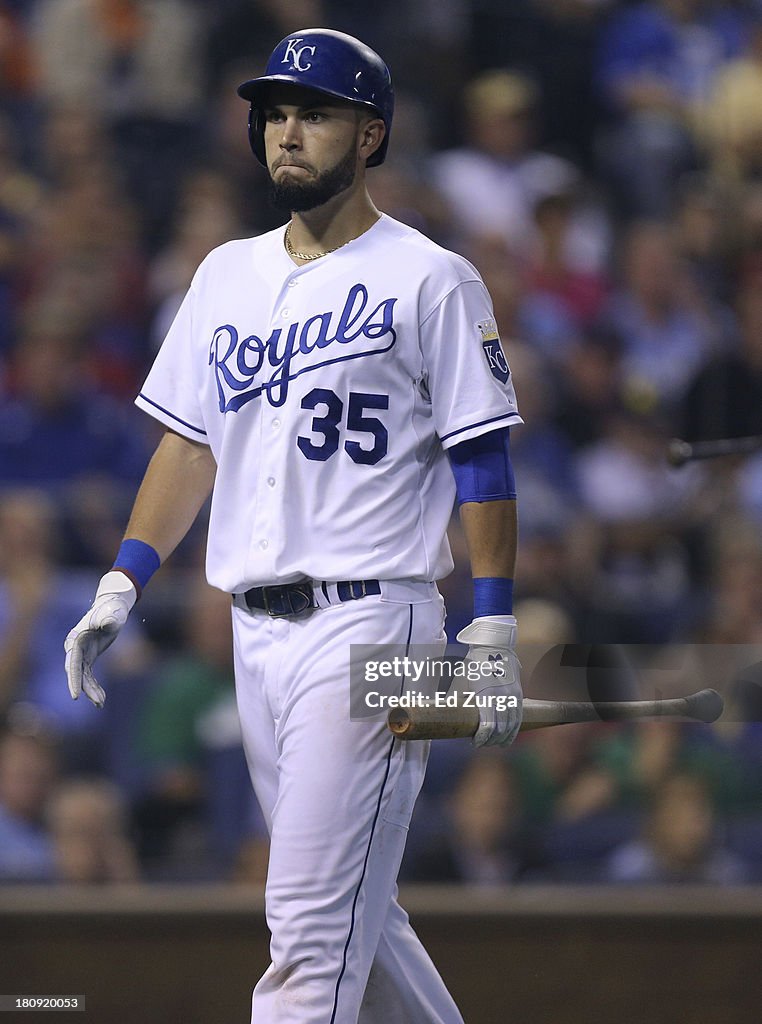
248 104 267 166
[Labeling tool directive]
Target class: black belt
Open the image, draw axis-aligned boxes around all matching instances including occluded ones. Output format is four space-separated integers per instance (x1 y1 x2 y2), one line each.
241 579 381 617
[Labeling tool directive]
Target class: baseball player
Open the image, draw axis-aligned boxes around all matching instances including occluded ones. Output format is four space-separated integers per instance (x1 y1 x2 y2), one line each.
64 28 523 1024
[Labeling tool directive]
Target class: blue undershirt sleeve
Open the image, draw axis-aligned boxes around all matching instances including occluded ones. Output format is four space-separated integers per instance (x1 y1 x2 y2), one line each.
447 426 516 506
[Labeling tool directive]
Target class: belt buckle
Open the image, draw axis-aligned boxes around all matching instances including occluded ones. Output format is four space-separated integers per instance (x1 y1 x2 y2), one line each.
262 583 314 617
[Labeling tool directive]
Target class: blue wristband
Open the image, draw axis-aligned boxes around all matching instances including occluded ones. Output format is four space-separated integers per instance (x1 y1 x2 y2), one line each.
113 539 161 595
473 577 514 617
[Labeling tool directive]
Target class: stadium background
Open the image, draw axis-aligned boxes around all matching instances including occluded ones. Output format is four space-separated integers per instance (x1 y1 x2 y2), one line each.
2 1 762 1020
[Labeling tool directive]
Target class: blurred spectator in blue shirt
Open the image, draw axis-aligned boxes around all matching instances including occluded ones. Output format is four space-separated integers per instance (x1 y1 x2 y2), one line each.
604 771 749 883
574 410 699 641
0 719 57 882
595 0 746 218
602 219 729 407
0 325 149 490
503 342 581 538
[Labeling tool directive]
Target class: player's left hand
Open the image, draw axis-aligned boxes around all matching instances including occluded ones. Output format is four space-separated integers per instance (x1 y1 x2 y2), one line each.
64 571 137 708
456 615 522 747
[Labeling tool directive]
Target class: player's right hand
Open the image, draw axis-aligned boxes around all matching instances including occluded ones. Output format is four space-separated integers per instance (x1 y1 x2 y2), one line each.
64 571 137 707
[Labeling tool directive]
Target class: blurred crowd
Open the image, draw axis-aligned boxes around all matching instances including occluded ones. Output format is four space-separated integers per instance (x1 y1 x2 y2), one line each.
2 0 762 887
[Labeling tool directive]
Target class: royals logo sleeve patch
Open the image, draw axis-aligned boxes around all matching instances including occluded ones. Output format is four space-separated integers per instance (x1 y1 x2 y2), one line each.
477 319 510 384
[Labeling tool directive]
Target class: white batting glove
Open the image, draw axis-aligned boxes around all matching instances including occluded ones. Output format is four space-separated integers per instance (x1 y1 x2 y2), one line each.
456 615 523 747
64 571 137 707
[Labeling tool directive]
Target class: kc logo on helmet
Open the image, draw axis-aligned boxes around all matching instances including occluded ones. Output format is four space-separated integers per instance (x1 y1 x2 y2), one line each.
282 39 317 72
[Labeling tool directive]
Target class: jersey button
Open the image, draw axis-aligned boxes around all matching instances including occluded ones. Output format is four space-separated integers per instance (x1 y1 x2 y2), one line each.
281 308 291 318
272 419 280 430
267 477 276 487
260 539 269 550
287 279 297 288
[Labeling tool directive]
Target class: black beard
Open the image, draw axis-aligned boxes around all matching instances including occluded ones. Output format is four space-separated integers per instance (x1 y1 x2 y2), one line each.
268 143 357 212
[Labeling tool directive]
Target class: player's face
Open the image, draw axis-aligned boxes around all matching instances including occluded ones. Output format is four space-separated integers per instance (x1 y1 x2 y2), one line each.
263 86 366 211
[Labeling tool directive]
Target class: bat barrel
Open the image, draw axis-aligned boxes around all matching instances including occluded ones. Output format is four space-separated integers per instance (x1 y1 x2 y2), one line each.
683 687 725 723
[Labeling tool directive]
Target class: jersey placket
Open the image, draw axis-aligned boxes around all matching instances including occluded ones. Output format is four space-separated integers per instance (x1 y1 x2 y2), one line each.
243 269 306 582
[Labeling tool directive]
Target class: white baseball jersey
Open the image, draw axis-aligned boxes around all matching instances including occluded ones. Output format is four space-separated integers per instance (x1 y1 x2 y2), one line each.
136 213 522 593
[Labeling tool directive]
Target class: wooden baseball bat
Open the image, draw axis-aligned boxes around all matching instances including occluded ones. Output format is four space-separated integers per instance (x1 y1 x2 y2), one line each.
387 688 724 740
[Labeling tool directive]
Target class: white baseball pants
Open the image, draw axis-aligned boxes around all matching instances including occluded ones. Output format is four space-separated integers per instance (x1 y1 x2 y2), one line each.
231 582 465 1024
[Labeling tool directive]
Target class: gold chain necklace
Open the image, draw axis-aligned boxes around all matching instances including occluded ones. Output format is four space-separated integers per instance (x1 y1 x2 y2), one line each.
284 222 351 262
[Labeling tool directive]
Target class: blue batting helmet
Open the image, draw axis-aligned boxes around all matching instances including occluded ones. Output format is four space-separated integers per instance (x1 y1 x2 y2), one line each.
237 28 394 168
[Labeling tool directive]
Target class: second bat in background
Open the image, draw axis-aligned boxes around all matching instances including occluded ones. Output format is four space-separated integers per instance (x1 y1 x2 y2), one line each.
667 435 762 466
